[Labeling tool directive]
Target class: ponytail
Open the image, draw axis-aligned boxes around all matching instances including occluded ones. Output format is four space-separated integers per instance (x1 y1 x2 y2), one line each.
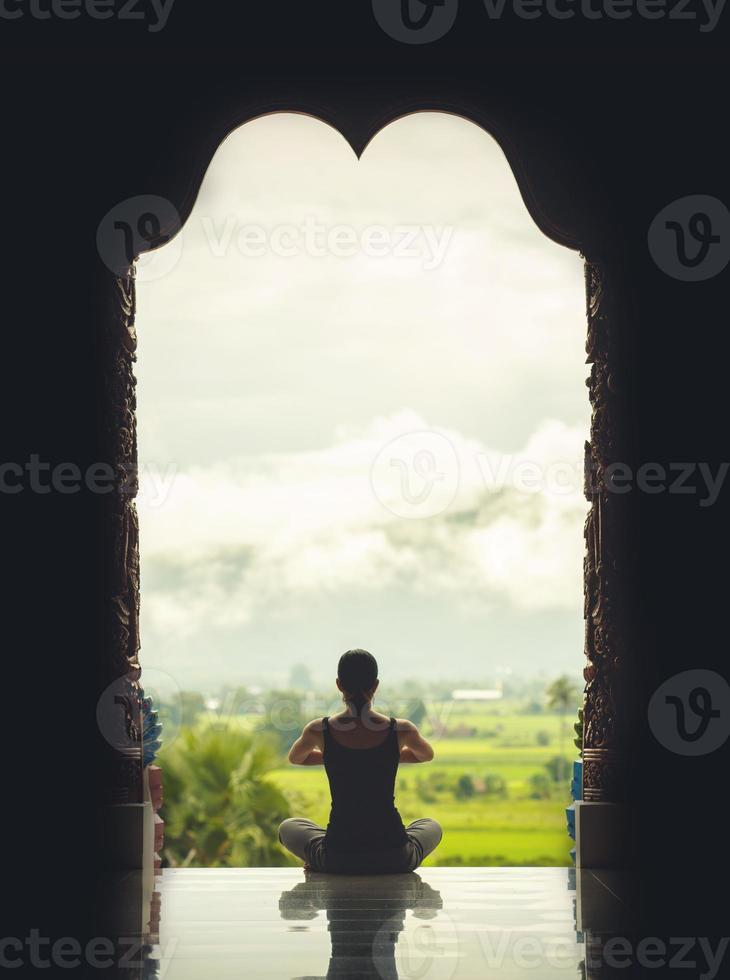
347 689 369 713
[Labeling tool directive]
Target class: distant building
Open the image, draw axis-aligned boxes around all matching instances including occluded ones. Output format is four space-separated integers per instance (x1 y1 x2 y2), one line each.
451 689 503 702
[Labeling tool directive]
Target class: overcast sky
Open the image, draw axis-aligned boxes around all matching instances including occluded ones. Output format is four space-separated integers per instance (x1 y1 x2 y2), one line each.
136 112 590 693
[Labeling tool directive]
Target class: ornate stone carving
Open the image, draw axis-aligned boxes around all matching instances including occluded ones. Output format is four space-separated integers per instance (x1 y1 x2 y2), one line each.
581 259 633 803
101 265 143 806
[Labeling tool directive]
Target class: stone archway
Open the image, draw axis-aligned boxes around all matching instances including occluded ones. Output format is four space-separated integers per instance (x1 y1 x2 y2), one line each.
96 103 637 869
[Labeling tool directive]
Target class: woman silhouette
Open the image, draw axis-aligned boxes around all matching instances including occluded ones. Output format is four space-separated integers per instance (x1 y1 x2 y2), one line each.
279 649 442 874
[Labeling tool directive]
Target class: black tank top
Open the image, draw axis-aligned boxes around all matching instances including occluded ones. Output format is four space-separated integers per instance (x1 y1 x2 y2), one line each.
322 715 408 853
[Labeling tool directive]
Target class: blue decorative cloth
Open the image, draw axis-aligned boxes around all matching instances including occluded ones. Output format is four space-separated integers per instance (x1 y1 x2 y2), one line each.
139 687 162 767
571 760 583 801
567 760 583 861
565 803 576 840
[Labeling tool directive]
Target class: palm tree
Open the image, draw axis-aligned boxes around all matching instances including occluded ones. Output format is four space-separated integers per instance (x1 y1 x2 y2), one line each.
159 724 294 867
545 675 579 777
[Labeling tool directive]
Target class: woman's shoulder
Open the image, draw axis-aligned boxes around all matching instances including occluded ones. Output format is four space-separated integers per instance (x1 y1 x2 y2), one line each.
304 717 327 733
393 717 417 732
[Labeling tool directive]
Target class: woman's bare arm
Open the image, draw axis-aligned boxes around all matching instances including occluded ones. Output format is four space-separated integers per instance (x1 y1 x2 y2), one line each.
396 719 435 763
288 720 325 765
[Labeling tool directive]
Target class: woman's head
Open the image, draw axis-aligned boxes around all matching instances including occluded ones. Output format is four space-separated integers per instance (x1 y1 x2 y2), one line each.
336 649 379 712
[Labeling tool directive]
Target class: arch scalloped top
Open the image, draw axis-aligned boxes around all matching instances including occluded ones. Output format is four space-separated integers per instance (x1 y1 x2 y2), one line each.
135 99 605 261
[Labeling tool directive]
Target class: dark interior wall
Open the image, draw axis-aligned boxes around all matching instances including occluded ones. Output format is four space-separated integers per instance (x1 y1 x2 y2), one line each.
3 2 728 951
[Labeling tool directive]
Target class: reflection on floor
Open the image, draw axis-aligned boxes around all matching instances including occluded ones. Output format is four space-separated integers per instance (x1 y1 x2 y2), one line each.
127 866 631 978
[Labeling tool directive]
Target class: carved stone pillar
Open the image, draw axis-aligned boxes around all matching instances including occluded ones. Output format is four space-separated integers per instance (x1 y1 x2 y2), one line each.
581 259 634 806
99 266 143 811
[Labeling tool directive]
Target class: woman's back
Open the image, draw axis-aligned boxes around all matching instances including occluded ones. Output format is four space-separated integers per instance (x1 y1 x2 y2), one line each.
322 713 408 853
281 648 441 873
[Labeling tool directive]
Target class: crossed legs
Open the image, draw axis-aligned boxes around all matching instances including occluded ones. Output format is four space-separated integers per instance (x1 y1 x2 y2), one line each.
278 817 442 873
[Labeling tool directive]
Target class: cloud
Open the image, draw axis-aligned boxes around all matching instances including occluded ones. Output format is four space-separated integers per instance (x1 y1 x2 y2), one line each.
138 412 587 641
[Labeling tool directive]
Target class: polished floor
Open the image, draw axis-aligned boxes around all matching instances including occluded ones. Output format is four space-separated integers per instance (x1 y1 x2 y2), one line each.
143 866 621 978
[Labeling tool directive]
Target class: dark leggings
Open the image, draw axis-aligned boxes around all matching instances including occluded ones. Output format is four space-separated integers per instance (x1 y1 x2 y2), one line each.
279 817 442 874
